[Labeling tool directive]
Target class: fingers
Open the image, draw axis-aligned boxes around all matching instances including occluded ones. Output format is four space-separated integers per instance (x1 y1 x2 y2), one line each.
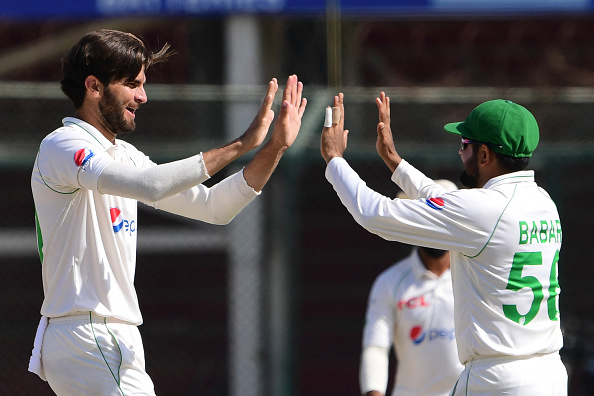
282 74 298 106
259 78 278 116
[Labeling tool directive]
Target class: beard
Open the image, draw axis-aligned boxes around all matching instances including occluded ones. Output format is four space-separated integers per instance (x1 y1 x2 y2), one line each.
98 87 136 135
419 247 448 258
460 150 480 188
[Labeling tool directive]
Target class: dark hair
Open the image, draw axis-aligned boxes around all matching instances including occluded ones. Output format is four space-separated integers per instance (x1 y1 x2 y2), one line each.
60 29 174 109
471 143 530 173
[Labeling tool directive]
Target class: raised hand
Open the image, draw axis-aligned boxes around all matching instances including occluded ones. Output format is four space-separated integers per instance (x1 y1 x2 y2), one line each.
240 78 279 151
270 74 307 150
320 92 348 164
375 92 401 172
241 75 307 192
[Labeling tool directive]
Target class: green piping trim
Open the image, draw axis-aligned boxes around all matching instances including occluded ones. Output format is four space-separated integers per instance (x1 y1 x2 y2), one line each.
34 208 43 264
90 312 126 396
467 184 518 259
65 120 109 150
35 151 79 195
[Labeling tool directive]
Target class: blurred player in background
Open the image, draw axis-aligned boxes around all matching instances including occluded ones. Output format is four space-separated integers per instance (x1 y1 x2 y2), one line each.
29 29 307 395
360 180 464 396
321 93 567 395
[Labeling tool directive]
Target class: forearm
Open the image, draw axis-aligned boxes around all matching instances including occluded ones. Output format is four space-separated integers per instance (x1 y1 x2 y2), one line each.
360 345 390 395
152 169 259 225
242 141 288 192
97 154 209 202
391 159 447 199
202 138 249 177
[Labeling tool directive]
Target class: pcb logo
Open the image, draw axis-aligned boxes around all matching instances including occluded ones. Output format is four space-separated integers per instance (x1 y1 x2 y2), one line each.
425 197 445 210
74 148 94 169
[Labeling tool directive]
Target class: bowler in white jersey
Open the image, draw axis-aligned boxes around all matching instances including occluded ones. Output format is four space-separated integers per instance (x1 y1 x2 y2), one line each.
29 29 307 395
321 93 567 395
360 247 464 396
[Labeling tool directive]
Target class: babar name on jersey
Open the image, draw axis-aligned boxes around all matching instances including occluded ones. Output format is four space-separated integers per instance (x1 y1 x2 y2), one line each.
518 219 562 245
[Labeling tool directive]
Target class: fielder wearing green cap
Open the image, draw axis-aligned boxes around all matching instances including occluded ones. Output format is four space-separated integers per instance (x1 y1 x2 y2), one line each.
321 92 567 395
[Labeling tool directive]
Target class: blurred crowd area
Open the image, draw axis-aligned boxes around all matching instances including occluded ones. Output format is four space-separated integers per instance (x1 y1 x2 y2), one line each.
2 14 594 396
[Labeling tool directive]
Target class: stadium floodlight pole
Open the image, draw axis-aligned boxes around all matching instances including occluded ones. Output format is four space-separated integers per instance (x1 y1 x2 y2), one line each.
224 14 265 396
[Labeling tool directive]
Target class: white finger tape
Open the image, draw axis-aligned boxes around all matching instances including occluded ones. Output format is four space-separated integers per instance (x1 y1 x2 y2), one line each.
324 107 332 127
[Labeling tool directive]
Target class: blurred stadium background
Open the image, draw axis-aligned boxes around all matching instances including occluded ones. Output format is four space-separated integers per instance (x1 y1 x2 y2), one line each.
2 1 594 395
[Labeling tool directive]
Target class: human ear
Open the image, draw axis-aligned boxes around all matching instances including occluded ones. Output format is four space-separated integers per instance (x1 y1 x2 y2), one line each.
84 75 103 98
478 144 492 166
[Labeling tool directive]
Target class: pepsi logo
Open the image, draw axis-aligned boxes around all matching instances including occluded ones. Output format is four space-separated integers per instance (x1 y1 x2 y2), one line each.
410 326 456 345
410 326 426 344
74 148 94 168
425 197 445 210
110 207 124 233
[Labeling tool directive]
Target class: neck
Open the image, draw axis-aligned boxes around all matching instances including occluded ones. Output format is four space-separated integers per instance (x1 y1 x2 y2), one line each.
75 108 117 144
418 248 450 277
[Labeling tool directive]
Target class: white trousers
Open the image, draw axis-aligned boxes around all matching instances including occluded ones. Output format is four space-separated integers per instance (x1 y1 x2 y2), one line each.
451 352 567 396
41 312 156 396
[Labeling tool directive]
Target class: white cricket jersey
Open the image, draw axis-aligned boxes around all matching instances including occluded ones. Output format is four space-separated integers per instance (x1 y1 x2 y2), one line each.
363 249 463 396
327 158 563 365
31 117 257 325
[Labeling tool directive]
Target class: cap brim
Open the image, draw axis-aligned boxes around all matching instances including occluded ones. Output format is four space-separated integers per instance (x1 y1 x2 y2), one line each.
444 121 463 136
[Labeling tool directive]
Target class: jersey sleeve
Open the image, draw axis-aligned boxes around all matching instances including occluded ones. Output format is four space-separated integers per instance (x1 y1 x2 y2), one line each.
325 157 501 256
362 271 395 349
36 130 113 193
149 169 259 225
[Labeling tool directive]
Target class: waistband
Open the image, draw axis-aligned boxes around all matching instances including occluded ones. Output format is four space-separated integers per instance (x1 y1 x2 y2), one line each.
48 312 134 326
464 351 560 366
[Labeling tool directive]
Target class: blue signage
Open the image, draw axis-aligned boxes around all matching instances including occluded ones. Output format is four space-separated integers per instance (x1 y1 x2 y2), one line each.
2 0 594 19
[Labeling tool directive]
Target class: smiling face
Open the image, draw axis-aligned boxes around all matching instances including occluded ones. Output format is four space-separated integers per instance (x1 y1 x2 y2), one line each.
98 67 147 136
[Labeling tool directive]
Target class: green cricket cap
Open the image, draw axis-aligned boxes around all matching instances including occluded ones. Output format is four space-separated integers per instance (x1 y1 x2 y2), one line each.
443 99 539 158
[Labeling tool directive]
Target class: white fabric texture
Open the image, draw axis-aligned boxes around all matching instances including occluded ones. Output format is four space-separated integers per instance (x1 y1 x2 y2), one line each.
42 313 155 396
359 345 390 395
97 153 209 203
28 316 48 381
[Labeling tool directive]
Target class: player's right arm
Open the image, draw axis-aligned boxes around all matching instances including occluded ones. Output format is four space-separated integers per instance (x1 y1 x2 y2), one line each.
360 272 394 396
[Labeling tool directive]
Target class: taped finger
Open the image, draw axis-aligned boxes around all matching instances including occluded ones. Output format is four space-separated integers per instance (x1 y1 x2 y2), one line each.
324 107 332 127
332 107 340 125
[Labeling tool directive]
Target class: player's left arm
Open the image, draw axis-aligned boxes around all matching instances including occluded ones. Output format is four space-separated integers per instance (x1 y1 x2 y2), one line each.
149 169 258 225
375 92 402 173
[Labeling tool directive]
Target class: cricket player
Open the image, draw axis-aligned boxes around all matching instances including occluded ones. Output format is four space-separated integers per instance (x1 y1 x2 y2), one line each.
29 29 307 395
360 181 464 396
321 93 567 395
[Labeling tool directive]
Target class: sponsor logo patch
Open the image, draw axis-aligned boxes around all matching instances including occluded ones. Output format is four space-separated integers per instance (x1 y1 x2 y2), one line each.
109 207 136 236
74 148 94 168
410 326 455 345
110 207 124 233
410 326 426 344
425 197 445 210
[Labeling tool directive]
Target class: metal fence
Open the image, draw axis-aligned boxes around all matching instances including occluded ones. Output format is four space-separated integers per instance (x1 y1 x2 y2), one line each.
2 82 594 395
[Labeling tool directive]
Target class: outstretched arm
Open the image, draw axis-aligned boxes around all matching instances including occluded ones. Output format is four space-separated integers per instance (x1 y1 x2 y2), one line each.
375 92 402 173
97 76 304 201
202 77 279 177
242 74 307 192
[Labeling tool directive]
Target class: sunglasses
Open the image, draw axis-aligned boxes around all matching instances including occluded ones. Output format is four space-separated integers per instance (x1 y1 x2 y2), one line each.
460 138 503 151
